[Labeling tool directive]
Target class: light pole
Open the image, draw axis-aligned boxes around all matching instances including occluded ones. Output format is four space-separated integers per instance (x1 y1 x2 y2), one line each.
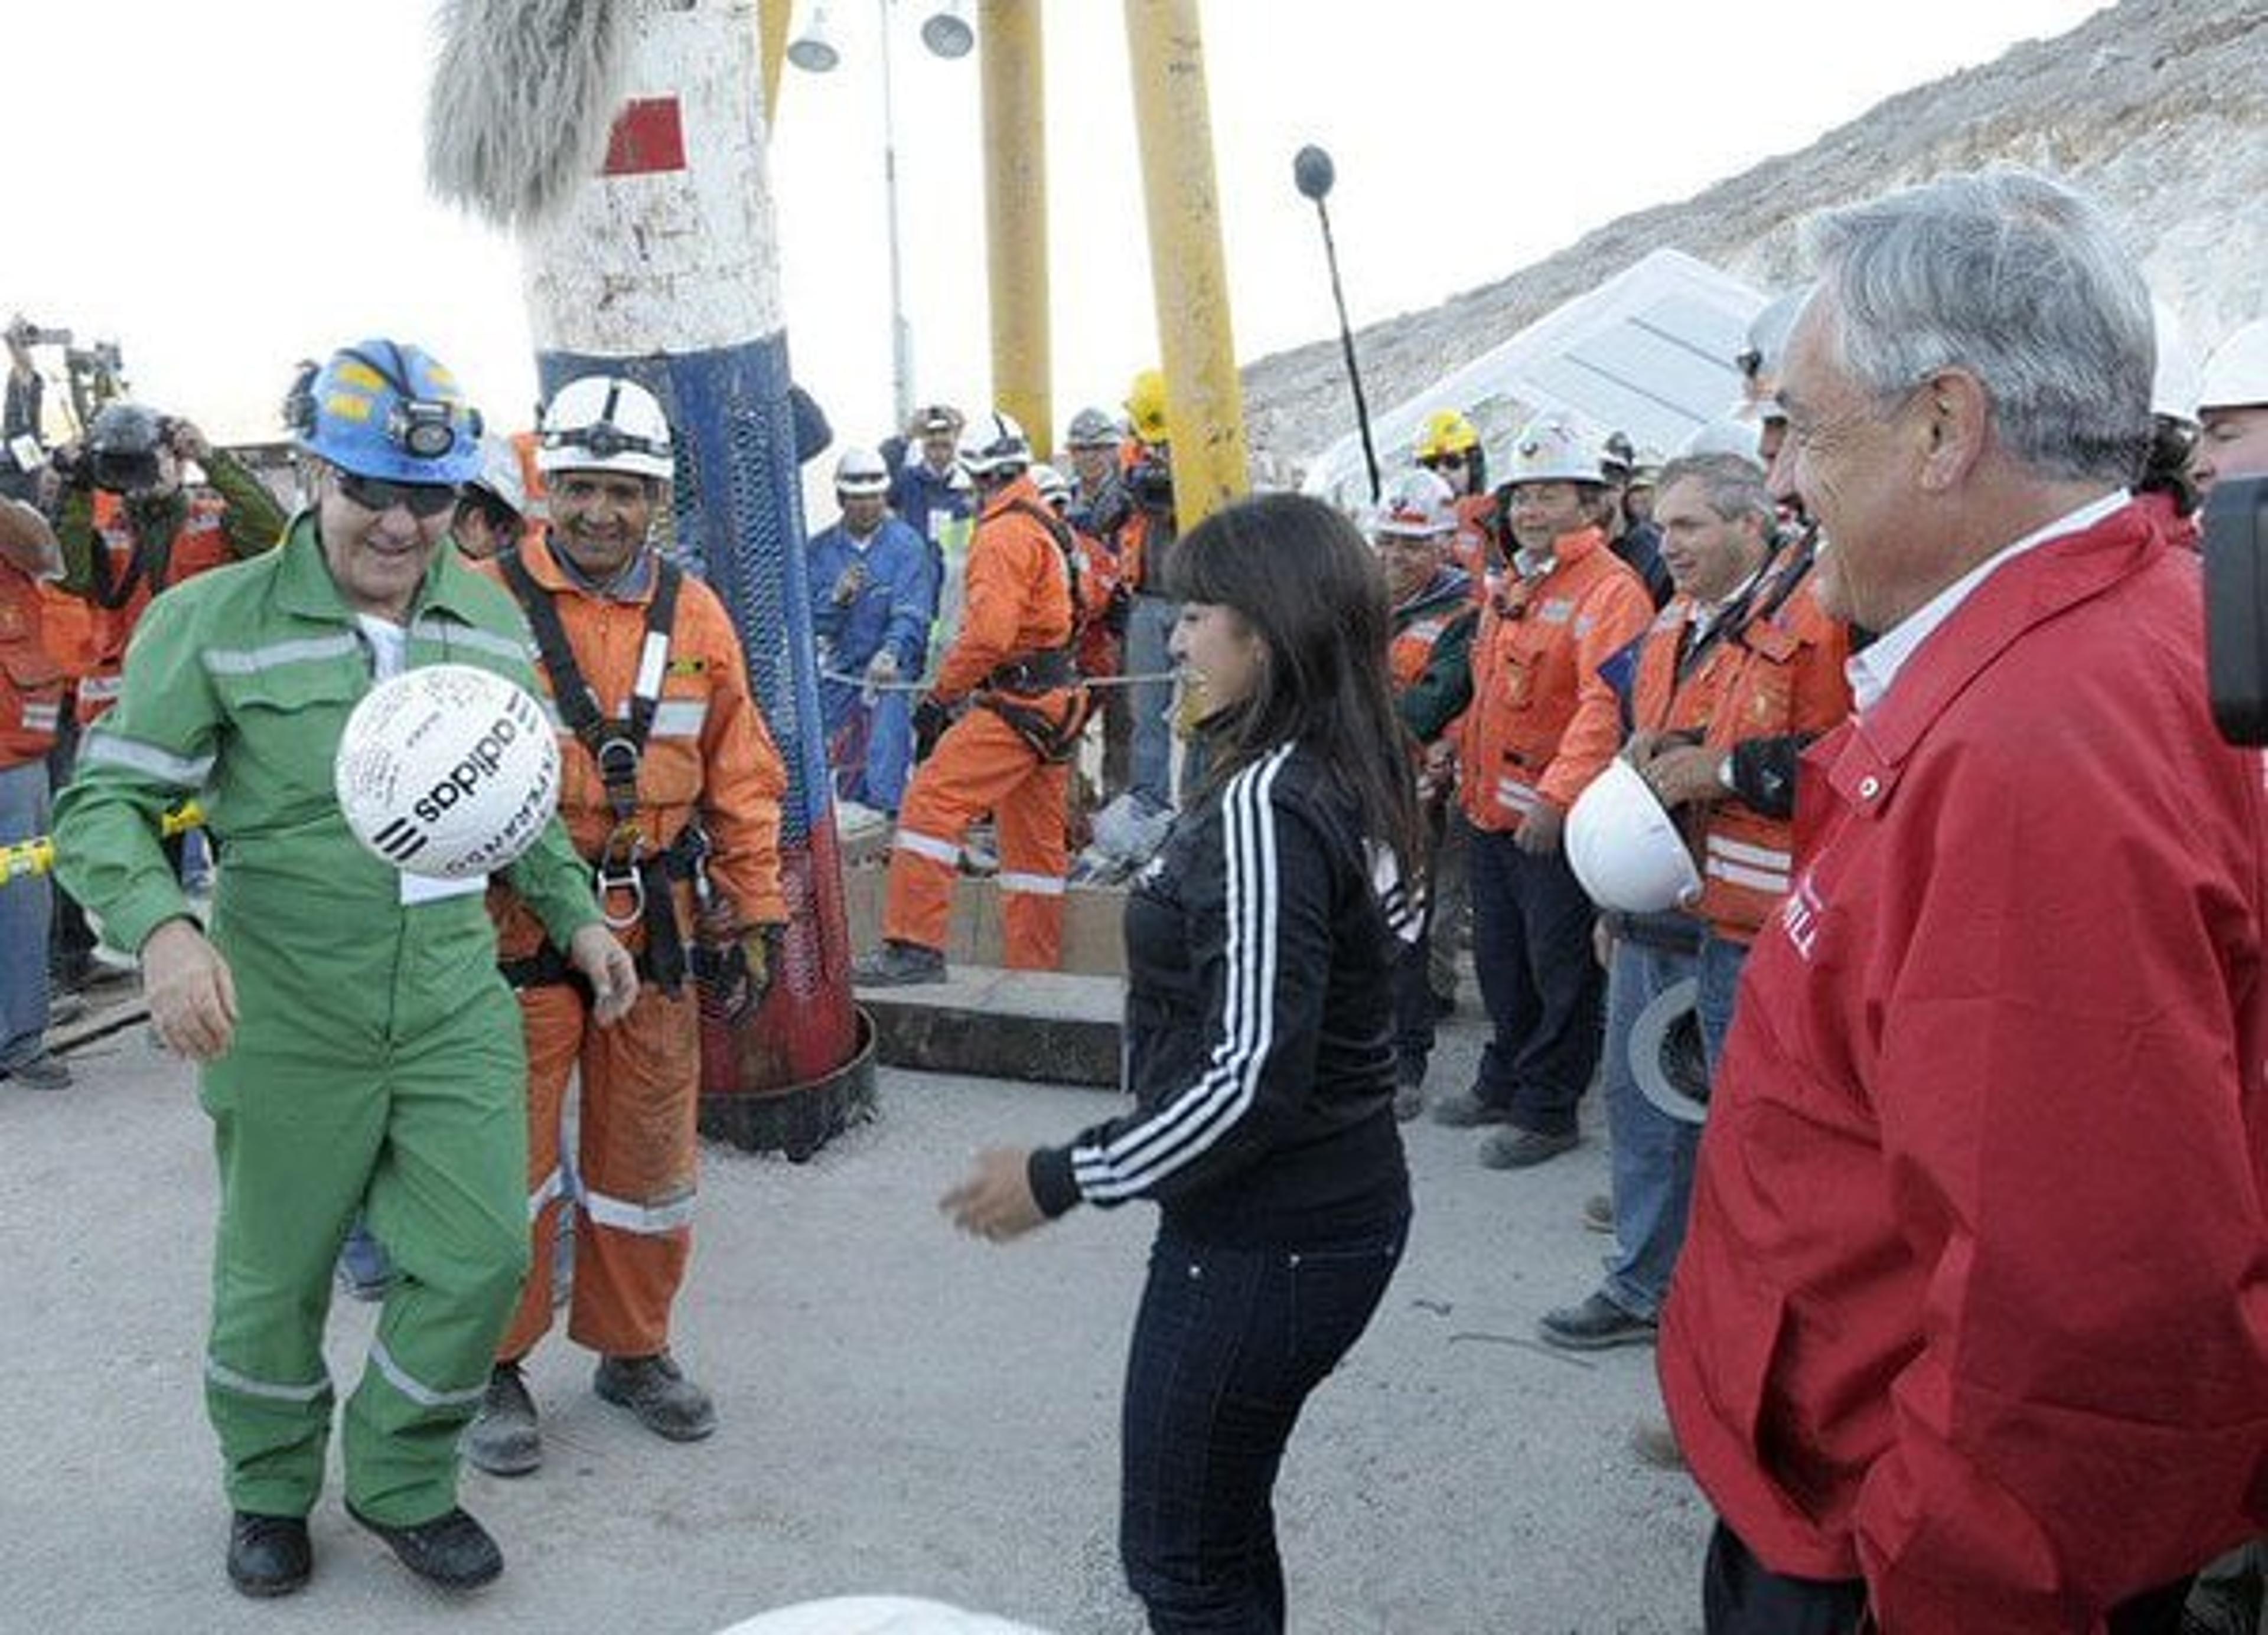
789 1 973 435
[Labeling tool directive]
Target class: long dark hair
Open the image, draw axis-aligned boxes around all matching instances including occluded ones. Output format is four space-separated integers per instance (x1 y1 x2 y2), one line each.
1168 492 1422 874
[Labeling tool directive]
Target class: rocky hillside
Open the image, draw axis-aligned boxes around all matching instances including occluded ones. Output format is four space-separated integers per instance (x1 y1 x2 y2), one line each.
1241 0 2268 475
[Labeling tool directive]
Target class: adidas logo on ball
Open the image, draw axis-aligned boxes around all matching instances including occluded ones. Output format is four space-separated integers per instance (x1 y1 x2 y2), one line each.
337 665 561 880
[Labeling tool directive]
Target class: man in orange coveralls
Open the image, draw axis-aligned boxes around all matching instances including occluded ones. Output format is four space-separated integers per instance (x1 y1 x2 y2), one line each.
464 374 787 1475
854 410 1085 984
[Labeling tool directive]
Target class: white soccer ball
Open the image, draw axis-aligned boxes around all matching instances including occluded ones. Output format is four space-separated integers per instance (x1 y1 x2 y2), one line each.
334 663 560 880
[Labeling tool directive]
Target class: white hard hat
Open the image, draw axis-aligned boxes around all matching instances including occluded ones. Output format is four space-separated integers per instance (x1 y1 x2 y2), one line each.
2199 317 2268 413
1682 418 1764 461
835 445 890 496
1504 413 1608 487
334 664 561 881
1374 468 1458 538
536 375 675 480
1033 462 1071 510
465 433 529 518
1565 758 1702 914
2151 299 2204 424
1630 977 1710 1125
958 410 1032 478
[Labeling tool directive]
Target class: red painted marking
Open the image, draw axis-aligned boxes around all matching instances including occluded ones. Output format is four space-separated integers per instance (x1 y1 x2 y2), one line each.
601 98 687 176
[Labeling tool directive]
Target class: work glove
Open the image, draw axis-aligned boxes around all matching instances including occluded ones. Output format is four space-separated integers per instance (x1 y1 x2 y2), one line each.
913 694 955 760
693 918 784 1029
862 648 899 704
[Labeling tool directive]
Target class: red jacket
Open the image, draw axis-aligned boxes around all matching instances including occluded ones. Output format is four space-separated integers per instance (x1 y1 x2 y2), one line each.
1458 527 1652 833
1659 501 2268 1632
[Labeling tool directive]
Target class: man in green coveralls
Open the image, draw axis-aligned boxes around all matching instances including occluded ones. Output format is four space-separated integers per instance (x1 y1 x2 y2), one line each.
54 338 637 1599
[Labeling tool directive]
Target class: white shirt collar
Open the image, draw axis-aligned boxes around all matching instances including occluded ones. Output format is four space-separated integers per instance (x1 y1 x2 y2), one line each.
1847 489 2130 714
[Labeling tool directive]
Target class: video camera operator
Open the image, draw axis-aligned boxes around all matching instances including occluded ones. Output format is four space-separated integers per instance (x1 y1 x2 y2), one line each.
2 317 57 505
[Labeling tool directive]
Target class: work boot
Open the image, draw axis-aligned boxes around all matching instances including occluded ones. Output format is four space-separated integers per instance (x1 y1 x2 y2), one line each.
850 940 947 987
1537 1290 1657 1351
226 1512 311 1598
347 1502 503 1591
0 1050 71 1091
1429 1088 1515 1128
1478 1125 1581 1169
594 1352 717 1442
462 1362 541 1477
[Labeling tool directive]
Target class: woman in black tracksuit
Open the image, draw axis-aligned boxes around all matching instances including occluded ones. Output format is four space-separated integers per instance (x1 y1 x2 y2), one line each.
944 491 1422 1633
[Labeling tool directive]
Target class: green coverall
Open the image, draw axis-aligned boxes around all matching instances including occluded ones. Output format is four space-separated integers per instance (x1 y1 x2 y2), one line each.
53 515 604 1525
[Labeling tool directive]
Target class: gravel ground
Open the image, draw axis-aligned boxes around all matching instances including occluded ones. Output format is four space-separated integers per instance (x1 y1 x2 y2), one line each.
1 994 1709 1634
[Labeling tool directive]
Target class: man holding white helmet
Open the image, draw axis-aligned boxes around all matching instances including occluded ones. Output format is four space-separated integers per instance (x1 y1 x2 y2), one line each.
53 337 634 1598
1542 451 1849 1356
466 373 788 1477
2196 316 2268 498
855 409 1086 984
809 445 937 815
1438 413 1653 1170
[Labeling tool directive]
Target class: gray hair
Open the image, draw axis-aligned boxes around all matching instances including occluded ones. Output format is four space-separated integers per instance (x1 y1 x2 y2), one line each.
1655 452 1774 530
1804 170 2152 485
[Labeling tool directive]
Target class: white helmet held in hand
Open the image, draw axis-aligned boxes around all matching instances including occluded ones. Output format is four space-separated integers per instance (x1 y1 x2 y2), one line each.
536 375 675 481
1565 758 1702 914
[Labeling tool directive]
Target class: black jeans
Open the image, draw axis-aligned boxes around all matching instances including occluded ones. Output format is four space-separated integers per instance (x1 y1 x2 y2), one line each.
1120 1218 1407 1634
1468 828 1604 1134
1704 1521 2198 1635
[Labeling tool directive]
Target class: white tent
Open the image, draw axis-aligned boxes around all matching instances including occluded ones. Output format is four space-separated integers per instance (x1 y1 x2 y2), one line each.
1302 248 1770 513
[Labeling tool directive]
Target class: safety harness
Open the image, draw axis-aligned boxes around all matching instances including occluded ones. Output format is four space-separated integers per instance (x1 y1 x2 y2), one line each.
494 546 706 995
974 499 1090 762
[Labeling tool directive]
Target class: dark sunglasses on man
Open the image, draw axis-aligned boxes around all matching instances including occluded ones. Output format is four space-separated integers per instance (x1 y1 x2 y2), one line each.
1420 451 1468 472
337 469 458 520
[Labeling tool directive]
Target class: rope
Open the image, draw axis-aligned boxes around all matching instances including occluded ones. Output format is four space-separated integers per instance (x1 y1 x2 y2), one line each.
819 667 1185 694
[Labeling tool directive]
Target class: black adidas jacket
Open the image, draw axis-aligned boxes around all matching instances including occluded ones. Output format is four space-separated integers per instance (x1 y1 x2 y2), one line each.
1027 743 1413 1245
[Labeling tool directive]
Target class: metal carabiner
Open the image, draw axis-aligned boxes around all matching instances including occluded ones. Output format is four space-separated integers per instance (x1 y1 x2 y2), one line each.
594 824 648 931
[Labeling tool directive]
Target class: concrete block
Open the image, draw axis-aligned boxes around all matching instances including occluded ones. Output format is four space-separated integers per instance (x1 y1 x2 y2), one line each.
860 967 1125 1088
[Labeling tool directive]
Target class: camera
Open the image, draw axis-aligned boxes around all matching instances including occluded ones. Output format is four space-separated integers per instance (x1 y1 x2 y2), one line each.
2204 476 2268 745
1126 452 1175 516
5 318 70 350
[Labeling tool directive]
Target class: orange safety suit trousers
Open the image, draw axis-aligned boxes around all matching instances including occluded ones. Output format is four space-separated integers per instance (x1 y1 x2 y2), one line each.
495 978 701 1362
884 702 1070 969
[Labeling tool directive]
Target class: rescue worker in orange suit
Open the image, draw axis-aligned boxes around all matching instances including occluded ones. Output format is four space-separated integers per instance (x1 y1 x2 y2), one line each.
1435 413 1653 1169
1373 467 1476 1121
855 410 1086 985
463 374 788 1476
1536 450 1849 1356
1414 408 1498 593
1 495 70 1090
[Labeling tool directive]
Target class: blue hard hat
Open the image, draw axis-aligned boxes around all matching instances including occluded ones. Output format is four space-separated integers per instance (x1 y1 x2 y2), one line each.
296 338 483 484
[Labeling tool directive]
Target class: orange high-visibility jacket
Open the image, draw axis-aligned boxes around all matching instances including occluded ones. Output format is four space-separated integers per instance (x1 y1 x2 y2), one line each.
1631 547 1850 941
0 561 63 765
70 489 240 723
478 534 787 960
934 473 1077 704
1451 491 1498 599
1458 526 1652 834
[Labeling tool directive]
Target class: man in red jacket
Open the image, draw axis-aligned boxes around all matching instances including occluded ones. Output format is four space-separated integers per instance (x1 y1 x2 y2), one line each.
1658 170 2268 1634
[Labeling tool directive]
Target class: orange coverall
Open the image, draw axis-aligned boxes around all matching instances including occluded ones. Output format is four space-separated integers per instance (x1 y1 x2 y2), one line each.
480 534 786 1360
884 472 1082 969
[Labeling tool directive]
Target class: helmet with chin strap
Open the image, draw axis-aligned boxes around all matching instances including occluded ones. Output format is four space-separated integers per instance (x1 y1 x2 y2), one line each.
536 376 676 482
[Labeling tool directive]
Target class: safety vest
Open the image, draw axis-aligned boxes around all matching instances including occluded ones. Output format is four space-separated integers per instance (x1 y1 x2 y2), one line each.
1633 540 1850 941
1458 527 1654 834
74 489 237 723
0 562 63 765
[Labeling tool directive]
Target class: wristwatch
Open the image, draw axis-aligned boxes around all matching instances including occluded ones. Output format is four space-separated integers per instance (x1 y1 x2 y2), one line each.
1716 752 1739 795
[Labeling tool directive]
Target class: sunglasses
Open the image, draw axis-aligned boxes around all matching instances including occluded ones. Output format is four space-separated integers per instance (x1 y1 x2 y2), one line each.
336 470 457 520
1420 452 1468 471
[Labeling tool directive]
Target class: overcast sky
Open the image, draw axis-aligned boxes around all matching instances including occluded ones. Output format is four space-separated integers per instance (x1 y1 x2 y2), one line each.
7 1 2109 451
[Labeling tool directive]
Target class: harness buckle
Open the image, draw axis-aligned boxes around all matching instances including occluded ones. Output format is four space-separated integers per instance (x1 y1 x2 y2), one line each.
595 825 648 930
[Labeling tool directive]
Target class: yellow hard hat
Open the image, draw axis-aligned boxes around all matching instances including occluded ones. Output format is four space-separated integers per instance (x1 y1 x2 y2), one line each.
1126 369 1170 443
1415 409 1480 461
